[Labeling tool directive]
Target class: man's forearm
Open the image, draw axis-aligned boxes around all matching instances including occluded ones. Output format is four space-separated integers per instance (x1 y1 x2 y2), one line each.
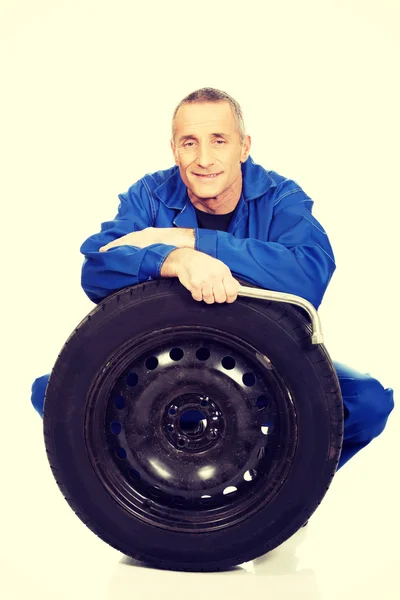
171 228 196 249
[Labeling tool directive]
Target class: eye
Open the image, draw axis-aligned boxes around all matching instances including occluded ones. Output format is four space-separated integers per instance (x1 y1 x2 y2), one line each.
184 142 194 147
216 140 226 144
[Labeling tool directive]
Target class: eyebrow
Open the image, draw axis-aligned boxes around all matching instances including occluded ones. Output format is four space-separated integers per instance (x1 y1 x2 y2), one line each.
178 133 231 143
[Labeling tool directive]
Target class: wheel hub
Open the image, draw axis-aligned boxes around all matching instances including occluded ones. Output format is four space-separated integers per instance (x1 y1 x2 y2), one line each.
165 393 224 451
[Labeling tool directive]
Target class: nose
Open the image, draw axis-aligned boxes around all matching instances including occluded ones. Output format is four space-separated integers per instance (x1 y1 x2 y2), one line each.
195 144 215 168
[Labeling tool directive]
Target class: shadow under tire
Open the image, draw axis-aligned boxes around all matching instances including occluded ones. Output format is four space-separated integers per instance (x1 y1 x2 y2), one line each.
43 278 343 572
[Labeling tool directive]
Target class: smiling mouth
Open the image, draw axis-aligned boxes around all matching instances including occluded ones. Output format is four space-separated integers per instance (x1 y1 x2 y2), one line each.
193 172 222 179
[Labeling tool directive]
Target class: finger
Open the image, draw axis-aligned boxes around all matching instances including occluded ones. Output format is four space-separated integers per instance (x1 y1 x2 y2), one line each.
211 280 227 303
191 289 203 302
224 277 240 303
201 284 215 304
189 281 203 301
99 240 118 252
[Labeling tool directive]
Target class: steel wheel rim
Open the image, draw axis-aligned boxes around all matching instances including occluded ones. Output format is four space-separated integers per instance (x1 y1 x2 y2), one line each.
85 326 298 532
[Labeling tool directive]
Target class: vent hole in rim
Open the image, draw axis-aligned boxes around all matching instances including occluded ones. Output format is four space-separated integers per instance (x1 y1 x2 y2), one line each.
114 395 125 409
110 421 122 435
170 347 184 361
244 469 257 482
243 372 256 387
145 356 158 370
223 486 237 495
196 347 210 361
221 356 236 370
256 395 269 408
127 373 138 386
116 447 127 459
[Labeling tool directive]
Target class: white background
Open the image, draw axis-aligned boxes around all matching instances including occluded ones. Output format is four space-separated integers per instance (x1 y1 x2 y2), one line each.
1 1 399 599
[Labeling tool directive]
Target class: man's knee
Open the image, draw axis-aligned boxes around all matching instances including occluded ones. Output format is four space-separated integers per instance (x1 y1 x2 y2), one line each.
345 375 394 440
361 377 394 422
31 373 50 418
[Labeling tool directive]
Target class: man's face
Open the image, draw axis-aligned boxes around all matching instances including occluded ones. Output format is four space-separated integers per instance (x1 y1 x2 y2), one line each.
170 101 251 203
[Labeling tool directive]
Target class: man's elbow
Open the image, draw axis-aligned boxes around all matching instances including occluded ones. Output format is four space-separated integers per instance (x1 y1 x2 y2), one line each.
294 245 336 308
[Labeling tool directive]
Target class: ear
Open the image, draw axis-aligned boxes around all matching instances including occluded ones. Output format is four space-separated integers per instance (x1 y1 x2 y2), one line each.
240 134 252 163
170 139 179 165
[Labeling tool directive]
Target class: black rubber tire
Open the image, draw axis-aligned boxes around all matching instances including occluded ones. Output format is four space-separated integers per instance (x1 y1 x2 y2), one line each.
43 278 343 572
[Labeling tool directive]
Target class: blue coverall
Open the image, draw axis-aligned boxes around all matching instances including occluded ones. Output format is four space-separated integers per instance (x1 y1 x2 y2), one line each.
31 156 394 470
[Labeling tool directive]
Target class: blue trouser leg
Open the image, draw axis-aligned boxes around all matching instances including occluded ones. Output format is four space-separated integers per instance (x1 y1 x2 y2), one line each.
31 362 394 471
333 361 394 469
31 373 49 418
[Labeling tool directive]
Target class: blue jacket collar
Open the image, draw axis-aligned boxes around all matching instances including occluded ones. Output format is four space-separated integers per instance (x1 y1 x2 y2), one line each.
153 155 277 210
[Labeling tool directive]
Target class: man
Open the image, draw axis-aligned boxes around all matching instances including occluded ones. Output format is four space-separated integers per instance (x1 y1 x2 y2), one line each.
31 87 394 472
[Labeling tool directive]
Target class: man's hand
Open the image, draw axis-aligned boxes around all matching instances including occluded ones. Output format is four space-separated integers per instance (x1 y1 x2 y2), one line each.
161 248 240 304
99 227 195 252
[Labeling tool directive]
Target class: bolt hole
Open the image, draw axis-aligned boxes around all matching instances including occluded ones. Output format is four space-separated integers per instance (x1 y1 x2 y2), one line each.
130 469 141 480
166 424 174 432
169 407 177 416
221 356 235 370
243 372 256 387
200 399 209 407
178 439 186 447
170 347 184 361
110 421 121 435
196 347 210 361
145 356 158 370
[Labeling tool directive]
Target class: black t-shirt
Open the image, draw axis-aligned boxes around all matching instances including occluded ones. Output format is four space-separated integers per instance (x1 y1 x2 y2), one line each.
194 206 236 232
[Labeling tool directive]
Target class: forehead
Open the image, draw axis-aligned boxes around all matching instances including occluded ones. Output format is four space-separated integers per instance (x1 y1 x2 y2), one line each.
174 101 235 133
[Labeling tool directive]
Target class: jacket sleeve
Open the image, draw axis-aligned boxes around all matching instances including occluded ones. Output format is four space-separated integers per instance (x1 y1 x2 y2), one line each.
80 180 178 303
195 189 336 309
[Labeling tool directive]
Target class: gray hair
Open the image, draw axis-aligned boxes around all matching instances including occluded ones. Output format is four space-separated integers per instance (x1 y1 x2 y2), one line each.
171 87 246 144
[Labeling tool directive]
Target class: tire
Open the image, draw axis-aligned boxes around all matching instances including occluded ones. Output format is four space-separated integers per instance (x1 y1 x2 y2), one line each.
43 278 344 572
